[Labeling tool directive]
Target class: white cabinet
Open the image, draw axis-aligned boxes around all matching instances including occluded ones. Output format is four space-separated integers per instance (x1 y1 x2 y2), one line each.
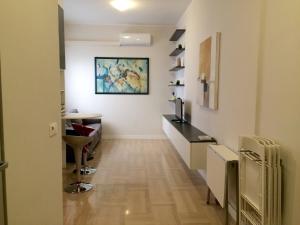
162 115 216 170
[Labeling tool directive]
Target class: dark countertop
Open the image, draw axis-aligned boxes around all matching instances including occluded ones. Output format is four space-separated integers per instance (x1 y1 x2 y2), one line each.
163 115 216 143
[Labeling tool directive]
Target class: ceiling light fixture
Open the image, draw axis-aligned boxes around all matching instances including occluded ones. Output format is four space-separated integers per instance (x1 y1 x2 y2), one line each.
110 0 136 12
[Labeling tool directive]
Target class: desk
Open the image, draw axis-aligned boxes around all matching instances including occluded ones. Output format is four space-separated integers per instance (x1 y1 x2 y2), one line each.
62 113 102 120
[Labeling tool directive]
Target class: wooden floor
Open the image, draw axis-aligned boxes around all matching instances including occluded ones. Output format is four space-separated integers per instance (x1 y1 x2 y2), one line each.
63 139 227 225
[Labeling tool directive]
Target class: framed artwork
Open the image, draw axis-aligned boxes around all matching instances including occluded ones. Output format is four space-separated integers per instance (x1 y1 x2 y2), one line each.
95 57 149 95
197 32 221 110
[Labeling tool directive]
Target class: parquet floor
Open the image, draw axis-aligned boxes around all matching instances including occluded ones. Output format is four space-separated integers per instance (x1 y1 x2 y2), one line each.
63 139 227 225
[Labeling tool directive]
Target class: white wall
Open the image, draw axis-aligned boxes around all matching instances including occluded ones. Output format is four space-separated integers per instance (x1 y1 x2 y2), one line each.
177 0 262 150
65 25 173 139
180 0 300 224
0 1 63 225
256 0 300 224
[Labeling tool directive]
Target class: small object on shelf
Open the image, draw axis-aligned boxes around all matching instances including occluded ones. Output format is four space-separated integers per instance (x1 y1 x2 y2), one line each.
170 92 176 101
198 73 207 83
176 80 180 85
169 98 176 101
178 44 183 49
200 78 207 84
169 29 186 41
198 135 213 141
176 58 181 67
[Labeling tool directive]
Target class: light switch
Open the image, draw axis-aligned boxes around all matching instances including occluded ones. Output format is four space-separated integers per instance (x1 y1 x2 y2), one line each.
49 122 58 137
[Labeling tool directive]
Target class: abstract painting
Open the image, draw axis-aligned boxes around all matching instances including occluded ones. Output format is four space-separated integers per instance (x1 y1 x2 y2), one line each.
95 57 149 95
197 32 221 110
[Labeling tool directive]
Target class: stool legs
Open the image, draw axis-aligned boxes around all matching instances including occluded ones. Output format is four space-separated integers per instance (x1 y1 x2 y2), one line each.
80 149 97 175
64 147 93 193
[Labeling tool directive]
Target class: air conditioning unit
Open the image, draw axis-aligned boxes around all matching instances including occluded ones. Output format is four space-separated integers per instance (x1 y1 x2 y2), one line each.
119 33 151 46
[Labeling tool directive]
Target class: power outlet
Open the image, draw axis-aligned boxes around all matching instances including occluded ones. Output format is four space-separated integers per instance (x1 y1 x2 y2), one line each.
49 122 58 137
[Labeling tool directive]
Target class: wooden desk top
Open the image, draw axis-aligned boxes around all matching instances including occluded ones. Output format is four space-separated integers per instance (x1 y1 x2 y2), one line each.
62 113 102 120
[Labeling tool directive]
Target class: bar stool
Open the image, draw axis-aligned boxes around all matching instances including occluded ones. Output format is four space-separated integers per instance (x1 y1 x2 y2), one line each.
63 135 94 193
81 147 97 175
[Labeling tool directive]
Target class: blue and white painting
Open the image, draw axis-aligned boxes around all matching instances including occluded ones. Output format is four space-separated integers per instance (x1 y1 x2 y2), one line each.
95 57 149 94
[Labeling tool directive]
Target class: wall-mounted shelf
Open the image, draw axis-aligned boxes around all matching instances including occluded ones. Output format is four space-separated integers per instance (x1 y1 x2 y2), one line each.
170 48 185 57
168 84 185 87
168 28 186 106
169 66 185 72
170 29 186 41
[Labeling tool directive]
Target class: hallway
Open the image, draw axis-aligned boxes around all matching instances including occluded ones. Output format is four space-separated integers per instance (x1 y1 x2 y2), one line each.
63 139 226 225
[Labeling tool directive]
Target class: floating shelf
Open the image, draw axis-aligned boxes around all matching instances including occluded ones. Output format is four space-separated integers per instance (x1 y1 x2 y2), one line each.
170 29 186 41
168 84 185 87
169 66 185 72
170 48 185 57
168 99 176 103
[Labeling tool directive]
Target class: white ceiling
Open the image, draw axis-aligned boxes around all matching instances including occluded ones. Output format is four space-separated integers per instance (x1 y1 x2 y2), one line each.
63 0 191 26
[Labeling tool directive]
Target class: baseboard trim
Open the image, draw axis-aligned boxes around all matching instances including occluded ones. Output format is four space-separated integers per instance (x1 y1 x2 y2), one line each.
197 169 207 181
102 134 168 140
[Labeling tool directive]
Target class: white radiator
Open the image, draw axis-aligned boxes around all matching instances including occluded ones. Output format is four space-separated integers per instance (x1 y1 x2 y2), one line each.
239 136 282 225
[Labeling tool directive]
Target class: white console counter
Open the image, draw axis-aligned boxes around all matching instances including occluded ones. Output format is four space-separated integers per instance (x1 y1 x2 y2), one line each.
162 115 216 170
